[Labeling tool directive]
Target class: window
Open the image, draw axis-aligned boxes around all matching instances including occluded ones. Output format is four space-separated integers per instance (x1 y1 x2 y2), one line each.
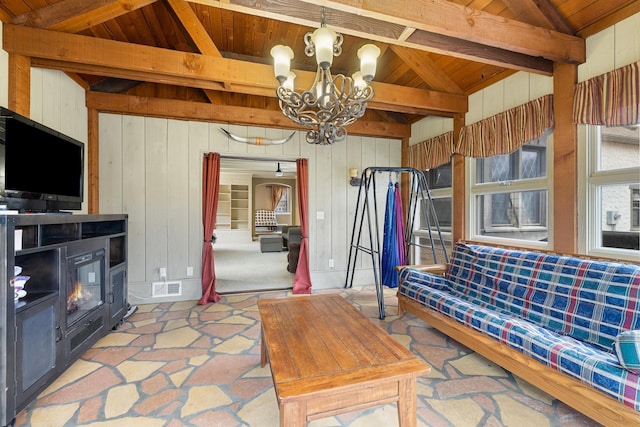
632 186 640 231
469 134 551 246
583 125 640 257
423 161 452 231
274 187 290 213
415 160 453 264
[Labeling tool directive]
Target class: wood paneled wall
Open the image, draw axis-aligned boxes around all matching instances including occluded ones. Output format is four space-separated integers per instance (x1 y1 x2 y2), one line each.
98 115 401 302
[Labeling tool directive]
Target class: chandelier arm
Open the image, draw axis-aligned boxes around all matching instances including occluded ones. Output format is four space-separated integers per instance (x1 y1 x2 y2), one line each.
271 9 378 145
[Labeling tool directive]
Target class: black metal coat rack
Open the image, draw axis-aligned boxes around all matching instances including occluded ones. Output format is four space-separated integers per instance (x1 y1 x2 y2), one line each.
345 167 449 319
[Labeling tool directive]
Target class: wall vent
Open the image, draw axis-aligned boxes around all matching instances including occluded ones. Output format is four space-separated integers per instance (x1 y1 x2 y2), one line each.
152 281 182 297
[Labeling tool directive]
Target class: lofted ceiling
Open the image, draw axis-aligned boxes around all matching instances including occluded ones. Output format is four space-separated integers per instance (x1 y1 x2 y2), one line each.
0 0 638 136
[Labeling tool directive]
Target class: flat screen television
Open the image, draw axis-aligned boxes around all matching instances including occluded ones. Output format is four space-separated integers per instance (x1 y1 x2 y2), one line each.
0 107 84 212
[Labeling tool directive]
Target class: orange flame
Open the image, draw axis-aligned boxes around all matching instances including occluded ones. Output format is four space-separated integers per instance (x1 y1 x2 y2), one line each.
67 281 93 313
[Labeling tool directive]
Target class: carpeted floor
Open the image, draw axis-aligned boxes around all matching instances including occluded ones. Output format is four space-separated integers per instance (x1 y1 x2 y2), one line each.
14 286 600 427
214 241 293 294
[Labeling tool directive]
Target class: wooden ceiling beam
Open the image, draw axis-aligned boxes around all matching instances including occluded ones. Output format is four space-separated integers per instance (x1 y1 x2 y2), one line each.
5 24 466 115
193 0 585 66
85 92 412 138
12 0 158 33
12 0 160 90
404 30 553 76
500 0 574 34
301 0 585 62
163 0 229 99
164 0 222 56
389 46 463 94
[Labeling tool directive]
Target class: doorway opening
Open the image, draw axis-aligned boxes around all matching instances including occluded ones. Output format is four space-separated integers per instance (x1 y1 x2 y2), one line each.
214 156 298 294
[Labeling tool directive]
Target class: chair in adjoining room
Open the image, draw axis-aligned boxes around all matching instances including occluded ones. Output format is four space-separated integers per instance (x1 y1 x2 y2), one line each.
254 209 279 233
282 225 301 249
287 242 300 272
255 209 283 252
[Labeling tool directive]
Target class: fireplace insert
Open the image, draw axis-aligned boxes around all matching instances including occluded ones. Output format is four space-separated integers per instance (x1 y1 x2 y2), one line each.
66 247 105 327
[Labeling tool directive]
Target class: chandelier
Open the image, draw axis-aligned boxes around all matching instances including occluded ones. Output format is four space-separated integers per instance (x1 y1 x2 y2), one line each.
270 8 381 145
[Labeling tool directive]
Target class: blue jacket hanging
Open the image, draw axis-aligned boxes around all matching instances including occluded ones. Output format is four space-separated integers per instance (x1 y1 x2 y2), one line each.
382 182 400 288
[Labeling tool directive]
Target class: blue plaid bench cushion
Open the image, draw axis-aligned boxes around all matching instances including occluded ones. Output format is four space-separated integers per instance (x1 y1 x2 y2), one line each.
446 243 640 352
398 276 640 410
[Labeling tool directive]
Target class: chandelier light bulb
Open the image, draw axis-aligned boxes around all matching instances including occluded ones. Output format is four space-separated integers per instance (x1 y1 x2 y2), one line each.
270 45 294 83
352 71 366 91
283 72 296 91
311 27 338 69
358 44 381 81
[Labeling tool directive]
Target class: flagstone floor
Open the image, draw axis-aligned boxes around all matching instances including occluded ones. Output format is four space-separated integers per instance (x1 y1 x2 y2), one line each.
14 286 600 427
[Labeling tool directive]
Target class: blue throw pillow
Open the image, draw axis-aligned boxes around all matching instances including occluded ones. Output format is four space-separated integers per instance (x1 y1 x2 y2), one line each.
613 330 640 374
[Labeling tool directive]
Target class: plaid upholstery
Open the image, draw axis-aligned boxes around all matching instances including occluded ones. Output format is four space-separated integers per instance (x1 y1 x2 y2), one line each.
398 242 640 410
615 331 640 373
445 243 640 351
254 209 278 227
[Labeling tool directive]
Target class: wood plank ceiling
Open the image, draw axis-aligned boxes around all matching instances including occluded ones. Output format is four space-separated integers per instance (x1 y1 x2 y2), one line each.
0 0 638 136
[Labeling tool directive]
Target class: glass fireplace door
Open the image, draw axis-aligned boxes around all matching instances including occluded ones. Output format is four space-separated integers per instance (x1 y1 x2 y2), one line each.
67 249 105 327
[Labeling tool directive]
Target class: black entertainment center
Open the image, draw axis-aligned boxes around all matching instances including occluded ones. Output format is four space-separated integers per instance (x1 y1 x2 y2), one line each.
0 109 130 427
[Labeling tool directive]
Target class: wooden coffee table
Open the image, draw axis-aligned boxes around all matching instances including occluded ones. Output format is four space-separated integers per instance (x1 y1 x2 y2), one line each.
258 294 430 427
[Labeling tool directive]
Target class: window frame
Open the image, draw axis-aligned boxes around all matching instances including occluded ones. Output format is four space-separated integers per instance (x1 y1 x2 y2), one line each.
631 185 640 231
466 132 553 250
580 125 639 261
412 163 453 265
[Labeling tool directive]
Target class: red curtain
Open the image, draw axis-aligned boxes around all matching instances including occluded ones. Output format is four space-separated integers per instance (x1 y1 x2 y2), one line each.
293 158 312 294
198 152 222 304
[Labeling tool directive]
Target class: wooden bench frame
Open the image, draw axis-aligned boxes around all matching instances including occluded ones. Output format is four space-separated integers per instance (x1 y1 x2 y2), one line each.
397 292 640 425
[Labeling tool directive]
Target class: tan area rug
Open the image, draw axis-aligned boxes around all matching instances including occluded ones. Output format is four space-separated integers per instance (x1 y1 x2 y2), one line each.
214 241 293 293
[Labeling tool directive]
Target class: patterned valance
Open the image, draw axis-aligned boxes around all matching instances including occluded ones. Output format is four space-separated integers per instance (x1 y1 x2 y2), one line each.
408 131 454 170
573 61 639 127
456 94 554 158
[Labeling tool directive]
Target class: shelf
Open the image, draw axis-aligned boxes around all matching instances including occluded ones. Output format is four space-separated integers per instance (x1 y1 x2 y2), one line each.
41 223 80 246
14 216 127 251
17 225 37 249
14 291 58 314
109 235 126 267
82 220 126 237
217 176 250 232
